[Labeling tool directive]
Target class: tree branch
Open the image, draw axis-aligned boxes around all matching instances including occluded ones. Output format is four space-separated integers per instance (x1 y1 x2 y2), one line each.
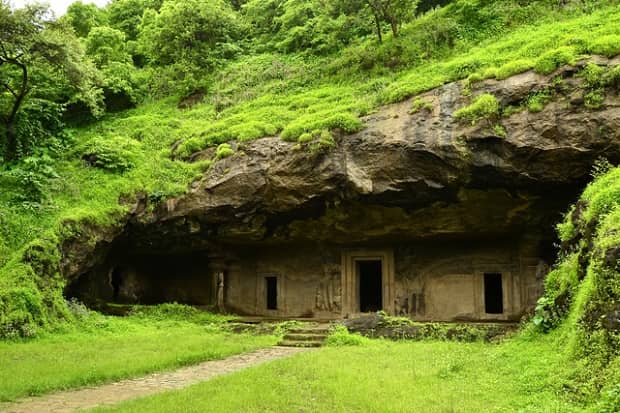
0 81 18 98
4 58 29 124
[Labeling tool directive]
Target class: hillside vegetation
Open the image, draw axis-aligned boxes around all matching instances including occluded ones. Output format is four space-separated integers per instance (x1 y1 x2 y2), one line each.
1 0 620 409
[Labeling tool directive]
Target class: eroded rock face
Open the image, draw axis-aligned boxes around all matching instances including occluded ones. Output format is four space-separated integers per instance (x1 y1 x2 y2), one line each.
107 57 620 254
63 58 620 320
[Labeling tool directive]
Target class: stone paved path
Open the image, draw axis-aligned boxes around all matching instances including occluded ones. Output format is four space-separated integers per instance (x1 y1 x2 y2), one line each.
1 346 312 413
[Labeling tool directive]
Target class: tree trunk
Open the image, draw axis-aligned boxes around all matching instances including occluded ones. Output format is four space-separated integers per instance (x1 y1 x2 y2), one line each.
4 121 18 162
0 58 29 162
374 14 383 43
389 18 399 37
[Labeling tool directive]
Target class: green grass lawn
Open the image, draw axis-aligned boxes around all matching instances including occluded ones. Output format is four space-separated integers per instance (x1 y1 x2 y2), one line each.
0 314 277 402
92 331 584 413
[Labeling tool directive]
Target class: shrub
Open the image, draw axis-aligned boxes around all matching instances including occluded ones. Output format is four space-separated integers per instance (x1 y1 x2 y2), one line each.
80 136 140 172
1 154 59 205
325 325 370 346
584 90 605 109
532 254 579 332
306 129 336 153
66 298 91 320
215 143 234 159
0 240 10 268
128 303 235 325
534 46 577 74
281 112 364 141
606 66 620 87
176 138 204 159
527 90 553 112
466 72 484 84
588 34 620 58
0 285 46 339
580 63 606 88
454 93 499 125
298 132 313 143
493 124 507 138
129 303 200 320
598 381 620 413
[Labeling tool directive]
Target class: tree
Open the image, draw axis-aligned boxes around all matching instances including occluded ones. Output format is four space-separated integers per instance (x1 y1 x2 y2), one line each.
85 26 138 110
365 0 419 41
108 0 163 41
138 0 244 68
63 1 108 38
0 1 102 162
86 26 131 67
242 0 373 55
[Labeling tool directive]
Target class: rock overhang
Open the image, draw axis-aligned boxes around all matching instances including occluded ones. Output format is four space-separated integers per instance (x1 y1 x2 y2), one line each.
62 58 620 276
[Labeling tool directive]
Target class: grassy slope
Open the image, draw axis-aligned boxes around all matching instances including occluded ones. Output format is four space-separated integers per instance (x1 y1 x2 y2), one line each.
0 310 277 402
91 332 580 413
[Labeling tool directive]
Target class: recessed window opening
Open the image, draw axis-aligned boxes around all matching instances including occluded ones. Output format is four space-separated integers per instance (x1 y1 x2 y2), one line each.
484 273 504 314
358 260 383 313
265 276 278 310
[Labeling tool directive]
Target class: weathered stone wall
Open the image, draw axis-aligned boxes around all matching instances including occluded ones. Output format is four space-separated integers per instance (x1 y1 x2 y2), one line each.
68 237 543 321
223 245 342 318
219 238 542 321
392 239 540 321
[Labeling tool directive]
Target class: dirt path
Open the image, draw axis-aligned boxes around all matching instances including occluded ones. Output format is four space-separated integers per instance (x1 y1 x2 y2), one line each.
1 346 312 413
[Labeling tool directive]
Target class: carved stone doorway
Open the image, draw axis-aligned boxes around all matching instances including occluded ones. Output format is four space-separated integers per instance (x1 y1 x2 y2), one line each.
358 260 382 312
341 250 395 316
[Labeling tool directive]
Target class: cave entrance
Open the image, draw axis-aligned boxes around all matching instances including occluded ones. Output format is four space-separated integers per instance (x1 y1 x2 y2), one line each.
357 260 383 313
67 252 213 307
484 272 504 314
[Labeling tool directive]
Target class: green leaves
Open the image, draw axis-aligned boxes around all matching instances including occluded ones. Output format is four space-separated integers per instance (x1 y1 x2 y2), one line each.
1 153 59 207
138 0 244 68
86 26 131 68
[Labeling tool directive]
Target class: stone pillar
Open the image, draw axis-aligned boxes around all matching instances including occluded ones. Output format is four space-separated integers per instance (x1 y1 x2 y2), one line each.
208 258 227 311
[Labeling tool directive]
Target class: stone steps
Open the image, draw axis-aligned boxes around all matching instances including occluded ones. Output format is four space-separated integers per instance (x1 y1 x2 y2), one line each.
278 325 330 347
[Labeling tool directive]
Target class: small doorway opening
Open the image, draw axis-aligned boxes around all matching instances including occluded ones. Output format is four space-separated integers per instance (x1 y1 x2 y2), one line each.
265 276 278 310
110 267 123 302
357 260 383 312
484 273 504 314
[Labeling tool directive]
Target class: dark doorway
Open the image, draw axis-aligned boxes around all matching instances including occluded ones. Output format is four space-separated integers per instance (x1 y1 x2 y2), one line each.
266 276 278 310
110 267 123 302
484 273 504 314
358 260 383 312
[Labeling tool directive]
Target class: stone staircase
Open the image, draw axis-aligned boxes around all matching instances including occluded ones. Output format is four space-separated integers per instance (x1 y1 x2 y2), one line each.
278 324 331 347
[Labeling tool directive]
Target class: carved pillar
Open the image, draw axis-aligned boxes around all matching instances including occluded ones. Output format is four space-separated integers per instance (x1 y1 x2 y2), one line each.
208 258 227 311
